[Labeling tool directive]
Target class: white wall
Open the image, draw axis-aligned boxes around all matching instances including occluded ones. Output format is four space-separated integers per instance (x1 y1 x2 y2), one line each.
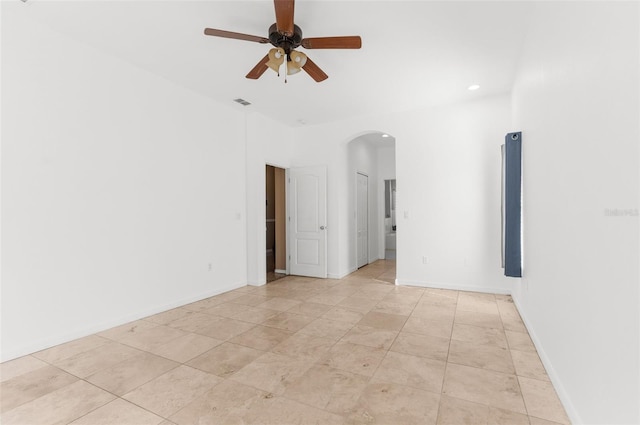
1 5 249 361
511 2 639 424
293 94 513 293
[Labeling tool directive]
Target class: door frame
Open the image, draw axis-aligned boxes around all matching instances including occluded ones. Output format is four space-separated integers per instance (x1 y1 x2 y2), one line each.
356 171 369 269
265 162 289 277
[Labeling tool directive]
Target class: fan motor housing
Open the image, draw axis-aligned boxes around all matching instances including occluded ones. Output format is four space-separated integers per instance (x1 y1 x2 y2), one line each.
268 23 303 54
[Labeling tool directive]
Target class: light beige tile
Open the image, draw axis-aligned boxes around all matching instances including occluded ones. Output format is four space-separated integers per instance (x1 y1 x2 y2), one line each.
436 395 488 425
1 365 78 413
506 330 536 352
167 312 220 334
182 297 225 312
519 376 570 424
123 365 221 418
529 417 567 425
228 294 269 307
357 311 407 331
488 407 530 424
285 302 333 317
256 297 301 311
372 300 415 316
193 317 256 341
0 356 48 383
169 379 267 425
455 309 503 329
69 398 163 425
230 352 313 395
457 292 499 315
337 296 379 312
380 292 422 306
55 341 141 378
372 351 445 394
262 311 315 332
240 395 345 425
442 363 526 414
149 332 223 363
98 320 158 342
271 333 335 360
451 323 508 349
355 286 394 301
144 308 193 326
187 342 263 378
0 380 114 425
411 304 456 322
231 306 280 324
86 352 179 396
203 302 251 318
448 339 515 374
402 316 453 339
119 325 187 351
306 293 349 306
420 292 458 308
299 318 353 341
283 365 369 414
341 325 398 350
322 306 365 324
347 382 440 425
390 332 449 361
318 341 386 377
511 350 549 381
229 325 292 351
33 335 109 363
497 300 528 333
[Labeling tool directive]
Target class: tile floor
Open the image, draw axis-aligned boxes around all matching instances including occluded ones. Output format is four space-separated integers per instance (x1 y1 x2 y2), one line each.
0 260 571 425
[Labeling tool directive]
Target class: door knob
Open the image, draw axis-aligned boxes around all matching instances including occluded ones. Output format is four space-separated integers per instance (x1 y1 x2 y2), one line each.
320 226 326 230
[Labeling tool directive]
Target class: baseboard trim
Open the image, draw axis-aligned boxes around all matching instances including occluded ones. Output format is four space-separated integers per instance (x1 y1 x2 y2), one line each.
328 267 358 280
274 269 287 274
511 296 581 425
395 278 511 295
0 281 247 362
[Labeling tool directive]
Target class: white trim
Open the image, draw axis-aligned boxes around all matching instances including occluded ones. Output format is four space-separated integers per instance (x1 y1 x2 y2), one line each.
0 281 246 362
511 296 581 425
328 266 357 280
274 269 287 274
395 278 511 295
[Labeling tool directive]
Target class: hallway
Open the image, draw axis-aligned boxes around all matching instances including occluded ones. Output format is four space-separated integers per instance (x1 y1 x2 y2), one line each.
1 261 568 424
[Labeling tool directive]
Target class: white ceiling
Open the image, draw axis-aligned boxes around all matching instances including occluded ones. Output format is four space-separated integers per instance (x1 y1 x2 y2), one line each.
22 0 533 127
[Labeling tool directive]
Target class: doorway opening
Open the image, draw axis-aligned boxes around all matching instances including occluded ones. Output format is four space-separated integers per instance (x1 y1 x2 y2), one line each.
265 165 287 283
346 131 396 280
384 179 396 260
356 172 369 269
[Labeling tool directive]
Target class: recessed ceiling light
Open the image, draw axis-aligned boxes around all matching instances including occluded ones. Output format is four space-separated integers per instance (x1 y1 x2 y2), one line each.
468 84 480 91
382 134 390 138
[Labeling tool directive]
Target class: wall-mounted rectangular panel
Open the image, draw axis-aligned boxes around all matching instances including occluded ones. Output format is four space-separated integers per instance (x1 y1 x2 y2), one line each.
503 131 522 277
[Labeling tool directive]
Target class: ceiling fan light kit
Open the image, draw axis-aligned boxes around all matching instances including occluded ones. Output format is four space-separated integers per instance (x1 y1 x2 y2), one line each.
204 0 361 82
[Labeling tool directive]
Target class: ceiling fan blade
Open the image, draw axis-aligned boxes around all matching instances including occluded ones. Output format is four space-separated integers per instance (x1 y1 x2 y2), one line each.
301 36 362 49
274 0 295 36
204 28 269 44
246 54 270 79
302 56 328 82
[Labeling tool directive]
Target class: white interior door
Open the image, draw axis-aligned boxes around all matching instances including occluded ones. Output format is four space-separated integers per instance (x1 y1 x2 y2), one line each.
356 172 368 268
289 166 327 278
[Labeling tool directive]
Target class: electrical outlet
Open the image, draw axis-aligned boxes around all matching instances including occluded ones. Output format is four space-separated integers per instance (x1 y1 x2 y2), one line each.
422 256 428 264
208 263 212 271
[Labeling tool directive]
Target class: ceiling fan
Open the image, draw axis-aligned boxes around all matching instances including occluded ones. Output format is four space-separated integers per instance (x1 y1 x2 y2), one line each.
204 0 362 82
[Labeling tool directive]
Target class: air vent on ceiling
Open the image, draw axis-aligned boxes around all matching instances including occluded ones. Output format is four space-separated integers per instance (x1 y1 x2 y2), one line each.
233 98 251 106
